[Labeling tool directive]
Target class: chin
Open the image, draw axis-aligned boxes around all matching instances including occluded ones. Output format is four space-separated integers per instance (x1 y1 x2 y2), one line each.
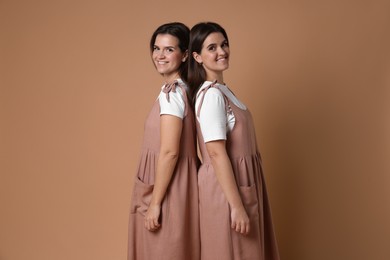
220 65 229 71
156 69 167 74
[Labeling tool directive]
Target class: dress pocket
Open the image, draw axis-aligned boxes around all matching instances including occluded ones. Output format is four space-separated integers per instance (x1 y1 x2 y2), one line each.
238 184 259 218
130 177 154 216
231 184 262 258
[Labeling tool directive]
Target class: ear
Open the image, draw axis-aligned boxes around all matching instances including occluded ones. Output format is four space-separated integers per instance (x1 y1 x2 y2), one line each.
182 50 189 62
192 52 203 64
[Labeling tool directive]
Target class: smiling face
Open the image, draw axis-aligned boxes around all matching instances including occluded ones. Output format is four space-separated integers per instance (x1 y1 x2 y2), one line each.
152 34 188 82
192 32 230 82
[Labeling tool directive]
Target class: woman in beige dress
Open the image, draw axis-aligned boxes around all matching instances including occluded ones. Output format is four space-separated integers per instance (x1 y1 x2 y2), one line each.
127 22 200 260
188 22 280 260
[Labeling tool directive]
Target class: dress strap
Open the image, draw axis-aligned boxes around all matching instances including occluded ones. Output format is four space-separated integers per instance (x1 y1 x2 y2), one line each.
196 80 232 117
162 79 189 117
162 80 179 103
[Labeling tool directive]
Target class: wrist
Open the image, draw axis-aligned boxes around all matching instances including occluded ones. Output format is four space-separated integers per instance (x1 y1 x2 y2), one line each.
230 203 245 212
149 201 161 207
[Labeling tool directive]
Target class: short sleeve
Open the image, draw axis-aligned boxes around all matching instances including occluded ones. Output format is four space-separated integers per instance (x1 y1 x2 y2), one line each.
158 87 185 119
197 88 227 142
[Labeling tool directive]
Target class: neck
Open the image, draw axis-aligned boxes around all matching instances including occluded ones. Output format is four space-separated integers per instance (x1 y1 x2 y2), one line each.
163 72 180 85
206 77 224 85
206 71 224 84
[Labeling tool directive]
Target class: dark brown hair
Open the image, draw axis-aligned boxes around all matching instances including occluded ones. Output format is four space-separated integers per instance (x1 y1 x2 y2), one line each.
150 22 190 83
188 22 229 102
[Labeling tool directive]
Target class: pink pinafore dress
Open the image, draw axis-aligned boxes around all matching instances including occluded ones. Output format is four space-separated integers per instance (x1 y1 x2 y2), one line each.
196 82 279 260
128 81 200 260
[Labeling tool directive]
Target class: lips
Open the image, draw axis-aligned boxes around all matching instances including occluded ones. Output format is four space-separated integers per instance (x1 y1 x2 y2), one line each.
217 56 228 61
216 56 228 61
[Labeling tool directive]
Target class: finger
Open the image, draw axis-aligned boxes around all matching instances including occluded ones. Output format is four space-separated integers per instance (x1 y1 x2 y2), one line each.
235 223 241 233
240 223 245 234
245 222 250 235
153 218 160 227
231 222 236 229
150 222 158 231
149 220 155 230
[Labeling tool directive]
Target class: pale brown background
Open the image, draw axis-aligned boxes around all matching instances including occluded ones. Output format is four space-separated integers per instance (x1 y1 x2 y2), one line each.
1 0 389 259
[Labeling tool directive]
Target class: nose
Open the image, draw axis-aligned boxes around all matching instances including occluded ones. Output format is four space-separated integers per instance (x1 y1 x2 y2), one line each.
217 46 227 56
158 51 165 58
155 50 165 59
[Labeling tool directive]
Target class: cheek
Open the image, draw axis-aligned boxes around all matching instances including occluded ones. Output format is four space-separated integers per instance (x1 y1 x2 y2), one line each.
170 53 183 64
205 52 215 60
202 54 215 64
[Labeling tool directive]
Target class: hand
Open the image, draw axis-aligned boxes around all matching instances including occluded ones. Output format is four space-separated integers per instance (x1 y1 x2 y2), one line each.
230 206 250 235
144 204 161 231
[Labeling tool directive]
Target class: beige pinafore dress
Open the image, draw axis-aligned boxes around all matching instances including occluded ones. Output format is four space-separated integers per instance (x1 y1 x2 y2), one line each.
128 81 200 260
196 82 280 260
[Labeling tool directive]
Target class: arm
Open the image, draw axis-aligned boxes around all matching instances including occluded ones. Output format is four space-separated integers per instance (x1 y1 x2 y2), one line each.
144 114 182 231
206 140 250 235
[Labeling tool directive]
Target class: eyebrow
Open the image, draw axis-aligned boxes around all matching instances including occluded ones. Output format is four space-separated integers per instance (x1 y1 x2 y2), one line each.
154 45 177 49
206 40 228 48
206 43 216 48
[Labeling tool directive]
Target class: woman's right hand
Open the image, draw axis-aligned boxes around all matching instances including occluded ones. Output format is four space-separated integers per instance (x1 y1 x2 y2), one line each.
230 206 250 235
144 204 161 231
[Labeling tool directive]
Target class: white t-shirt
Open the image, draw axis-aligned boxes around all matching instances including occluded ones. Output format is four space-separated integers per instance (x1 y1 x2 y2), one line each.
158 79 187 119
195 81 247 143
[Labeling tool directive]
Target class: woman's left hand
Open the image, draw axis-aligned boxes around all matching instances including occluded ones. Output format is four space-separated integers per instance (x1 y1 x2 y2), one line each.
144 204 161 231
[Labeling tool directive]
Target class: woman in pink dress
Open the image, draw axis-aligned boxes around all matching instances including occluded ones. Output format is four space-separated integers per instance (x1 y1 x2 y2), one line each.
127 22 200 260
188 22 280 260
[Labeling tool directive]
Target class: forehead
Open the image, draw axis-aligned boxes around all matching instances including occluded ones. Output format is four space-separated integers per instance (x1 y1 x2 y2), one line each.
203 32 226 46
154 34 179 46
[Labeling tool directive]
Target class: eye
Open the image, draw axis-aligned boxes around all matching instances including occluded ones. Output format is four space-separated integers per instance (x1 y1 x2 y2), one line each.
222 41 229 48
208 45 216 51
166 47 175 53
153 46 159 52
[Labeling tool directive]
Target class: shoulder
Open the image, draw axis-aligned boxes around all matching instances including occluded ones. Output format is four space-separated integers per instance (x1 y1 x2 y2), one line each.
158 89 185 108
204 87 222 96
200 88 224 107
159 86 185 103
158 81 187 118
160 86 185 99
163 80 188 98
196 82 223 100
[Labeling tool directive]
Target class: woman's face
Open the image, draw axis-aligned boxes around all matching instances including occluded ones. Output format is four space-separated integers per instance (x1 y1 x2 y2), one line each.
152 34 187 81
193 32 230 79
